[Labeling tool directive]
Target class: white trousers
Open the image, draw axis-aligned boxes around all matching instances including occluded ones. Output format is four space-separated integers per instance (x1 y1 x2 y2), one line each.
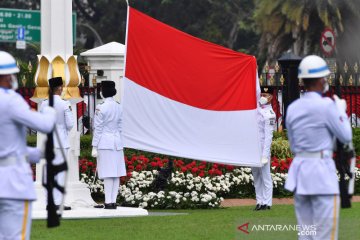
0 199 32 240
251 161 273 206
103 178 120 204
294 194 339 240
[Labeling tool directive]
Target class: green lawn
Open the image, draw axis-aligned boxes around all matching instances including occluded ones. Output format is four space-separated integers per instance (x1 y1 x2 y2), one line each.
32 203 360 240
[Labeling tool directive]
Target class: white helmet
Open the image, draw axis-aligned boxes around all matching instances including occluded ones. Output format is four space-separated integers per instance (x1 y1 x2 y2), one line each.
0 51 20 75
298 55 330 79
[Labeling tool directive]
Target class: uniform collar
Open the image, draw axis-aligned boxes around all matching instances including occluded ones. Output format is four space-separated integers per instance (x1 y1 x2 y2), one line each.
0 87 10 93
104 97 114 102
304 91 322 98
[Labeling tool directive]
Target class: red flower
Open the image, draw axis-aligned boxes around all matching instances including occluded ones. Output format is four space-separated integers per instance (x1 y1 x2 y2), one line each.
226 165 234 171
208 169 215 175
198 165 206 170
181 167 187 173
199 171 205 177
136 165 142 171
151 162 158 167
177 160 185 166
191 167 199 174
272 161 279 167
127 172 132 178
215 169 222 176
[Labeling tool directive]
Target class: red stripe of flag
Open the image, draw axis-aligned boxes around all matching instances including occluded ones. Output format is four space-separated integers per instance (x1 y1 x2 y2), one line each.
125 7 257 111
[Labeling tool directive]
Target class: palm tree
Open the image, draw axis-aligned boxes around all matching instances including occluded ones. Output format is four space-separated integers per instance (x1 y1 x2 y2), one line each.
254 0 360 62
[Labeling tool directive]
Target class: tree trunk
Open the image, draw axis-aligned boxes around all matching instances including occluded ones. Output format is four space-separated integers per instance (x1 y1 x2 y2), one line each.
226 22 240 49
292 25 303 55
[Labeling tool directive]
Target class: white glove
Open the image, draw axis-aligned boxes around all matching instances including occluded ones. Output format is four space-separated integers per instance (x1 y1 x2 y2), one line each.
26 147 43 164
261 157 269 165
91 147 98 158
38 133 48 158
333 95 347 113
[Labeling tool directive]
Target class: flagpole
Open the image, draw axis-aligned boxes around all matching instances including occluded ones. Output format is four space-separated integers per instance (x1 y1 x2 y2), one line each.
123 4 130 77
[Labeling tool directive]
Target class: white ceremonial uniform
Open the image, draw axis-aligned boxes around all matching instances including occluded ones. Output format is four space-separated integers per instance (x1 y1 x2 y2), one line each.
252 104 275 206
41 95 74 205
285 92 352 240
0 87 55 240
92 97 126 179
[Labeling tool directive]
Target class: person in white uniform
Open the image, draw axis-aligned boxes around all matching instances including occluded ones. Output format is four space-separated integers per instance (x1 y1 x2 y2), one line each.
92 81 126 209
40 77 74 210
252 88 276 210
285 55 352 240
0 51 56 240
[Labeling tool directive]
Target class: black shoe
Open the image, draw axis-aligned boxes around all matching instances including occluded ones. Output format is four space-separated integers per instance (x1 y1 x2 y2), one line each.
63 205 71 211
104 203 114 209
260 205 271 210
112 203 118 209
94 204 105 209
254 204 262 211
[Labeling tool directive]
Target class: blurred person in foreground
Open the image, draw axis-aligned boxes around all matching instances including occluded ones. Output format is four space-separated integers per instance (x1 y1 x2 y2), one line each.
285 55 352 240
0 51 56 239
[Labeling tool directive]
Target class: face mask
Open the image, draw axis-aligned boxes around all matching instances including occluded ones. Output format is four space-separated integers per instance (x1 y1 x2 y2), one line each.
11 75 18 90
259 96 268 105
100 92 104 99
323 82 329 93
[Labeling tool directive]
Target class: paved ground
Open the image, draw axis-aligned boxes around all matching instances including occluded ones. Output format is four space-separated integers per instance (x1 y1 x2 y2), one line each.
221 196 360 207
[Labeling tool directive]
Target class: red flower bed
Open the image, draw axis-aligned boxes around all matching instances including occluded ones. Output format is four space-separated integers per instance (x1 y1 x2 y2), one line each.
79 158 97 176
79 154 360 180
124 155 235 177
79 155 239 181
271 156 292 173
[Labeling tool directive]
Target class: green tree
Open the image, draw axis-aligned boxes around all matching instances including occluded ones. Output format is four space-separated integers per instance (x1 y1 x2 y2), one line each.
73 0 258 53
0 0 39 9
254 0 360 62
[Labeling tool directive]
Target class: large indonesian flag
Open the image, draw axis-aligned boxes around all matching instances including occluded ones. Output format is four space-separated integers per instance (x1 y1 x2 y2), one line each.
123 7 261 166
